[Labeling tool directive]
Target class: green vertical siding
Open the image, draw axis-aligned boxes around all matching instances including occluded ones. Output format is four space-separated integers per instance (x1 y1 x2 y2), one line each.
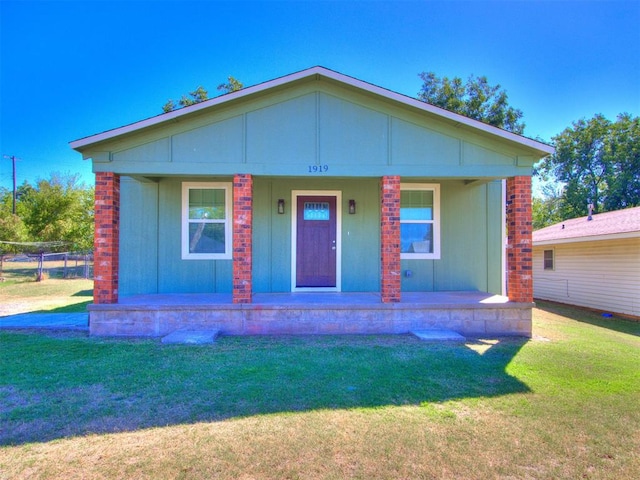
119 177 159 296
436 181 489 291
119 176 505 296
252 177 380 293
252 179 292 292
340 180 380 292
401 180 503 295
486 180 505 294
93 86 536 179
155 179 232 294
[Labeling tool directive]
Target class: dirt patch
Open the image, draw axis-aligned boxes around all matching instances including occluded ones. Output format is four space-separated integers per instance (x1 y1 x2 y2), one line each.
0 298 80 316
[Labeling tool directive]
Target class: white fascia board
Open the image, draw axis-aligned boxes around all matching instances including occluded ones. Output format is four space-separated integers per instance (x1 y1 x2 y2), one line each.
533 231 640 246
70 66 554 156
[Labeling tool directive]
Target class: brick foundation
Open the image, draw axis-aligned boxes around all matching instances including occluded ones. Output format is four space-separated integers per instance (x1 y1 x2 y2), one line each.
94 172 120 304
233 174 253 303
381 176 401 302
506 176 533 303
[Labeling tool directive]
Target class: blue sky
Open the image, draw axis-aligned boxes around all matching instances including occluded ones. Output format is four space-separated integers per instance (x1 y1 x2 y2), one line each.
1 0 638 192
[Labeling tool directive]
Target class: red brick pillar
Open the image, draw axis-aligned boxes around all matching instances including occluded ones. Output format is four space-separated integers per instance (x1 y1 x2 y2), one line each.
233 174 253 304
506 176 533 303
94 172 120 304
381 176 401 303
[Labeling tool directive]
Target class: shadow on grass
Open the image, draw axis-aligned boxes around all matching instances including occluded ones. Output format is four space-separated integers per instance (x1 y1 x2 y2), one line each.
535 300 640 337
0 333 530 446
72 289 93 297
32 300 92 314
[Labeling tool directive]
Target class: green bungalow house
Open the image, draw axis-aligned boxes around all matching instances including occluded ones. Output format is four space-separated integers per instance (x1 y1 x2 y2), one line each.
70 67 553 337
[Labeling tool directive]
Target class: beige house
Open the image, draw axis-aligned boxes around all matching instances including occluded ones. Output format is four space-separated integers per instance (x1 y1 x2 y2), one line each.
532 206 640 318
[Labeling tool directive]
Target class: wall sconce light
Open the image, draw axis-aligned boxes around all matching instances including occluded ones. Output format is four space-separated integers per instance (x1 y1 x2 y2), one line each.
277 199 285 214
349 199 356 214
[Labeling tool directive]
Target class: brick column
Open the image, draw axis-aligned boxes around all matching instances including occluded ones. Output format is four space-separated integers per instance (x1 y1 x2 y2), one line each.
94 172 120 304
233 174 253 304
381 176 401 303
506 176 533 303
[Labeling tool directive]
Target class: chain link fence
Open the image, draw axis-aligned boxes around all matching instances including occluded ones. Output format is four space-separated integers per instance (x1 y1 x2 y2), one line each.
0 252 93 282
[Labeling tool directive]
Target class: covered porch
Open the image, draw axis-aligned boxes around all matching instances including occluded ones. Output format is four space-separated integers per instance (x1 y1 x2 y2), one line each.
88 291 533 337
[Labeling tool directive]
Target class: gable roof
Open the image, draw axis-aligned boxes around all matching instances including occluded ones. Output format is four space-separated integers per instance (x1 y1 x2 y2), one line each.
70 66 553 156
533 206 640 245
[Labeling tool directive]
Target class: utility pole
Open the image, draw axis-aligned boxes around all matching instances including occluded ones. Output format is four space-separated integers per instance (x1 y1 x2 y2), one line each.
3 155 20 214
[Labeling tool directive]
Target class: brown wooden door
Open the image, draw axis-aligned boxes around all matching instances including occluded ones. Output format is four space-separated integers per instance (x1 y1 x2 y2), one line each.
296 195 337 287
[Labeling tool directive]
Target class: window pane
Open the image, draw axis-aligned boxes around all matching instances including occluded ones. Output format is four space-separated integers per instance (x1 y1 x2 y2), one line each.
400 223 433 253
189 223 226 254
543 250 554 270
189 189 226 220
303 202 330 221
401 190 433 220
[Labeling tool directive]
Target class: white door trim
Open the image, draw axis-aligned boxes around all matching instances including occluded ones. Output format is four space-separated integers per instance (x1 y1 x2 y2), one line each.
291 190 342 292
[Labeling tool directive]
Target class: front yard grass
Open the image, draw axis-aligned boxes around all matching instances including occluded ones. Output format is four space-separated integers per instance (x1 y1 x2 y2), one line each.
0 301 638 479
0 278 92 315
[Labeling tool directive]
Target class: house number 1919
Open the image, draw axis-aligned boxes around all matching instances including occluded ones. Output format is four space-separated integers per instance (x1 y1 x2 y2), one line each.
308 165 329 174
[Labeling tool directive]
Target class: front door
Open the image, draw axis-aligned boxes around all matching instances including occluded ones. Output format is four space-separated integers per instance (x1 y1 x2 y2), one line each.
295 195 337 288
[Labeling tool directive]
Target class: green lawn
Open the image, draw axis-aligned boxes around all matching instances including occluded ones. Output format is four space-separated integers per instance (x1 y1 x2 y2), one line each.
0 301 638 479
0 278 92 314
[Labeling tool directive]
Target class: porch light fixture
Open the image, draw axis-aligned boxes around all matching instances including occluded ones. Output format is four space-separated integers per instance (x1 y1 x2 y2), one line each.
277 199 285 214
349 199 356 214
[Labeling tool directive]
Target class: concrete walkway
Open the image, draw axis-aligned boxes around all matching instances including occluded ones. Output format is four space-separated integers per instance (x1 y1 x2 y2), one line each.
0 313 89 330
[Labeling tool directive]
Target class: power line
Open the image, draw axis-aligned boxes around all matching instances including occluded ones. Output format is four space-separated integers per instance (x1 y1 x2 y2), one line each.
2 155 21 215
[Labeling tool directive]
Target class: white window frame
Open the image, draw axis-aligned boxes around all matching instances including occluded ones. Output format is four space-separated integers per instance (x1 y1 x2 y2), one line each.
400 183 441 260
543 249 555 271
181 182 232 260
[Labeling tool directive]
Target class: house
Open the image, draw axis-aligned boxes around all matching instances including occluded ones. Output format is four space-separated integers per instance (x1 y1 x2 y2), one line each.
70 67 553 337
533 206 640 318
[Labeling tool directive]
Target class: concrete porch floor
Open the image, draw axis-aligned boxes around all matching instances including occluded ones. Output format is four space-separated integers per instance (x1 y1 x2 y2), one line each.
117 291 512 306
88 291 533 338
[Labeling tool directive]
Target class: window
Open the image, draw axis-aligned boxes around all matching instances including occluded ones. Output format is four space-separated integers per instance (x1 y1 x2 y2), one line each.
543 249 554 270
400 183 440 259
182 182 232 260
304 202 330 221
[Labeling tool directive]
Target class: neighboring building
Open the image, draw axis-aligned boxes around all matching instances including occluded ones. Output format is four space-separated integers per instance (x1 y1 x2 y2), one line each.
533 206 640 318
70 67 553 337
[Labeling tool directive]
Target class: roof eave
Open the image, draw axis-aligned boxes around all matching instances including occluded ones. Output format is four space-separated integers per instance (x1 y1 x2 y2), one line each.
533 231 640 246
70 66 554 157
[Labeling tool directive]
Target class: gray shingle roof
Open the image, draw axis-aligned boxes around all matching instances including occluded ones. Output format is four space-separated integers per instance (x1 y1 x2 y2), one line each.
533 206 640 244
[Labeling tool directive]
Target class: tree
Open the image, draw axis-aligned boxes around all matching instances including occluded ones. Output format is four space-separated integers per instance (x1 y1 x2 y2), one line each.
17 173 94 252
0 188 28 253
602 113 640 210
162 76 243 113
417 72 525 134
532 185 565 230
162 85 208 113
217 76 243 94
535 113 640 219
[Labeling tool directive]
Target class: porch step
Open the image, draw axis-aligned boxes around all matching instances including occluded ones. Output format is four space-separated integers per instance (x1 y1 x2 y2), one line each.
411 329 466 342
161 329 220 345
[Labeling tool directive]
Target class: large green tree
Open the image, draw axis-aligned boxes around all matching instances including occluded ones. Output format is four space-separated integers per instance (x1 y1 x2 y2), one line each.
417 72 525 134
535 113 640 221
1 173 95 252
532 186 565 230
0 188 28 253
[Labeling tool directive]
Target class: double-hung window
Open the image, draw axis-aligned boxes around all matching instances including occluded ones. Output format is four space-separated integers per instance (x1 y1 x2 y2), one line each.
182 182 232 260
400 183 440 259
543 249 554 270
